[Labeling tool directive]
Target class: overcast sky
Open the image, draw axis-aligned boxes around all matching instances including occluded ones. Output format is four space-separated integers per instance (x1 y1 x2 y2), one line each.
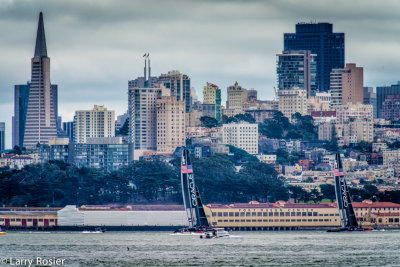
1 0 400 149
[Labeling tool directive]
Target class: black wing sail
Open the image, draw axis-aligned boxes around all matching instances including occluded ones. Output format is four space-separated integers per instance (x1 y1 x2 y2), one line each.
195 186 210 227
181 149 197 228
333 153 358 228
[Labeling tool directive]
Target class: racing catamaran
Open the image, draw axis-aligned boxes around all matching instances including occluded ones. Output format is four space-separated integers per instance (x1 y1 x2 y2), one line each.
173 149 211 235
328 153 367 232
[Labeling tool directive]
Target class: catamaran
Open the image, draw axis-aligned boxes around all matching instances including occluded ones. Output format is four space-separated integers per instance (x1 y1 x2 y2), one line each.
172 149 230 238
328 153 371 232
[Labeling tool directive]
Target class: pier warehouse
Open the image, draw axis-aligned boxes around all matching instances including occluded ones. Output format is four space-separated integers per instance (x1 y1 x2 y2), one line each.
0 201 400 229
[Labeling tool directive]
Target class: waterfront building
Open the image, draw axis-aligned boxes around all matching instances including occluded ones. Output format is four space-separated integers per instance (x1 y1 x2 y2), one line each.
278 88 307 121
62 121 74 143
284 22 345 92
12 83 30 148
376 81 400 118
204 200 400 229
202 82 222 122
73 105 115 144
381 95 400 121
157 71 191 113
227 82 247 115
330 63 363 109
276 50 317 96
0 123 4 151
0 207 59 228
363 87 377 119
23 12 58 148
156 94 186 154
222 122 258 154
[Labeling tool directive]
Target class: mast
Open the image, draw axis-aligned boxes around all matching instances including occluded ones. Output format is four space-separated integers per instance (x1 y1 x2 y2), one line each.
333 153 358 228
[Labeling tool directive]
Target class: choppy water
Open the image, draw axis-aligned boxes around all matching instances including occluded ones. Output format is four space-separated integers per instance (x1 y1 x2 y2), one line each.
1 231 399 266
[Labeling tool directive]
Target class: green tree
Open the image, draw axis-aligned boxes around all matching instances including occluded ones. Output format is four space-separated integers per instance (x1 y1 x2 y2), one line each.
320 184 335 202
200 116 218 128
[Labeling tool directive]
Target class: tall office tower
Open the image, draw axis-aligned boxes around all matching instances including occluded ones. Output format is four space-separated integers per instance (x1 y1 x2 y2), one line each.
128 85 161 150
330 63 363 109
202 82 222 122
227 82 247 115
276 50 317 96
128 55 162 154
278 88 307 121
23 12 58 148
74 105 115 143
12 83 30 148
62 121 74 142
157 71 191 113
376 82 400 118
364 87 377 119
156 94 186 154
284 22 345 92
0 122 5 151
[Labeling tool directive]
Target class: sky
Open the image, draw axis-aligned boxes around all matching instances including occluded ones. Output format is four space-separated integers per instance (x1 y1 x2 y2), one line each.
1 0 400 149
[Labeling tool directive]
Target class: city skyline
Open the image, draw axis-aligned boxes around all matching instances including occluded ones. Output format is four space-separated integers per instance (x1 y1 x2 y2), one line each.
1 0 400 148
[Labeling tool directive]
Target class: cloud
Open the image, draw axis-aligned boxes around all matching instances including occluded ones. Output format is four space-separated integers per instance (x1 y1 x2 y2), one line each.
1 0 400 148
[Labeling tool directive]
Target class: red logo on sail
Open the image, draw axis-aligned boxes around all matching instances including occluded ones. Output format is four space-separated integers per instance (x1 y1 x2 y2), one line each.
181 165 193 174
334 168 344 176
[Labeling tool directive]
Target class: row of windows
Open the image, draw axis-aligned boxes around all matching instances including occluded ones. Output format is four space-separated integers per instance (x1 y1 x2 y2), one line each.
0 218 55 222
217 219 333 223
212 211 337 217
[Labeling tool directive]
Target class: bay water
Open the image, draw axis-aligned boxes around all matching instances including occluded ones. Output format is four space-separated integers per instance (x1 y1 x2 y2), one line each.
1 231 399 266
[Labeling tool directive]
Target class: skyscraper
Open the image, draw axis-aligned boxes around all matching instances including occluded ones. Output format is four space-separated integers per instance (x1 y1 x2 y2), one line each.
284 22 345 92
0 122 5 151
376 82 400 118
22 12 58 148
12 83 30 148
276 50 317 96
158 71 191 113
330 63 363 109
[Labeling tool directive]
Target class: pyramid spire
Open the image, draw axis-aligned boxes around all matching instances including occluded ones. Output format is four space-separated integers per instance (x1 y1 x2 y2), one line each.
34 12 47 58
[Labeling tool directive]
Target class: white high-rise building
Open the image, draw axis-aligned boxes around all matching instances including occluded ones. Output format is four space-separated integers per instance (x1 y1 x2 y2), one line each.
222 122 258 154
74 105 115 143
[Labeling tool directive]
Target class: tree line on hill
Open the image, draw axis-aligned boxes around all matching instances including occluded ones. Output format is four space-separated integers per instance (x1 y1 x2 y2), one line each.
1 148 399 207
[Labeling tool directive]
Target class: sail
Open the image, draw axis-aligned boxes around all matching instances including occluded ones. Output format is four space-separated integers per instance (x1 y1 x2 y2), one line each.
195 186 210 227
181 149 198 228
180 149 210 228
333 153 358 228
